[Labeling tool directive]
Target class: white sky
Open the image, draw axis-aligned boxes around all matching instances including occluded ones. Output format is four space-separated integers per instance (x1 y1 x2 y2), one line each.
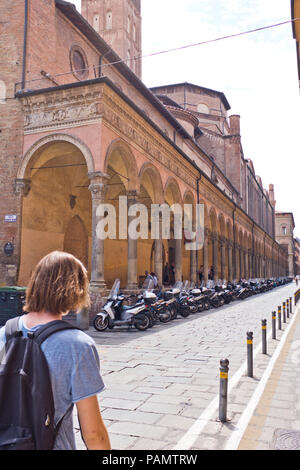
72 0 300 235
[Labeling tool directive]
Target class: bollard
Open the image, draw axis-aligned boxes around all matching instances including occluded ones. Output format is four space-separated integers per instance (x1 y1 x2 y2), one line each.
283 302 286 323
247 331 253 377
290 297 293 314
219 359 229 423
262 319 267 354
272 311 276 340
278 306 282 330
286 299 289 319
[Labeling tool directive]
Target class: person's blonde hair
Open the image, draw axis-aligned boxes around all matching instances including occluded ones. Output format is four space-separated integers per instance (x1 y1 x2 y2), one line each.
24 251 90 315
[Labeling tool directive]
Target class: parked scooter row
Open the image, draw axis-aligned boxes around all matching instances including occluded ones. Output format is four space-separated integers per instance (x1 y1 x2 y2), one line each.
93 276 293 332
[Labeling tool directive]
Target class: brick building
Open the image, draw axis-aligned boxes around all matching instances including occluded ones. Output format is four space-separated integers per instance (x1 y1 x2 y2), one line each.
0 0 288 293
274 212 295 276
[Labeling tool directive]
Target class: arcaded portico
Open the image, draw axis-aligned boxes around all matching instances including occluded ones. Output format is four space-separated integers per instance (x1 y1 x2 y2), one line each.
15 79 287 295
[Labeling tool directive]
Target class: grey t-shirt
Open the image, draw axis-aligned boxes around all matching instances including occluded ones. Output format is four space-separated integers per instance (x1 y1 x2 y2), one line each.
0 316 105 450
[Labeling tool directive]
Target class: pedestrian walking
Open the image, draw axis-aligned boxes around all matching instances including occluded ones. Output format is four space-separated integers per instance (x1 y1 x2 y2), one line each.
198 265 203 284
0 251 111 451
163 262 169 285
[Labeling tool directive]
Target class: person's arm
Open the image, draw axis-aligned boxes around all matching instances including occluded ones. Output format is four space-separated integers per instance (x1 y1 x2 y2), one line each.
76 395 111 450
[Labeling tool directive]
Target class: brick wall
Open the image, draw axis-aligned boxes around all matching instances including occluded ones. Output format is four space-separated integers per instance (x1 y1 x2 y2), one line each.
0 0 27 284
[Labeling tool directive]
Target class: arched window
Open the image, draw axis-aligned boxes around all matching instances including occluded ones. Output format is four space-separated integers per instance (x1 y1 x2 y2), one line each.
197 103 209 114
282 226 287 235
106 11 112 30
127 15 131 34
0 80 6 104
93 14 100 33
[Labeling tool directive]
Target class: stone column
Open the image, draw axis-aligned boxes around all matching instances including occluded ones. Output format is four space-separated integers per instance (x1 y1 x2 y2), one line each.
212 232 218 282
228 241 233 282
7 179 31 286
154 212 163 287
175 238 182 282
88 172 108 294
127 190 139 292
190 247 197 284
203 228 209 284
220 237 226 281
244 249 248 279
234 244 240 281
248 251 252 278
240 247 244 279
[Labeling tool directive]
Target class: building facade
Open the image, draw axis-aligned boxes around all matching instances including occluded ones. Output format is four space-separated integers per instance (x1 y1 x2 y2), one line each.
275 212 295 276
0 0 288 294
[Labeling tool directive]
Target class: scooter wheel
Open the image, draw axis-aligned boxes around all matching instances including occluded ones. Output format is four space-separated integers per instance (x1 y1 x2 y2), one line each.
180 307 190 318
159 308 172 323
134 313 150 331
189 303 198 314
197 301 205 312
93 315 109 331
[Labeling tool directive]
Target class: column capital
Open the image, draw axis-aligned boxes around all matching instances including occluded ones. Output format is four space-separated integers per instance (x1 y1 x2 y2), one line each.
88 173 109 200
88 171 109 182
14 178 31 197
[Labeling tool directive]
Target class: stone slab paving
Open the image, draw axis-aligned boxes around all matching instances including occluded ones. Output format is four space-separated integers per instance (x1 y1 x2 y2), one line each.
73 283 298 451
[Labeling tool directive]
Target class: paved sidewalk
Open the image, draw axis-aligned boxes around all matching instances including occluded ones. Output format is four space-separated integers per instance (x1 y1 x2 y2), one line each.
236 299 300 450
73 284 300 451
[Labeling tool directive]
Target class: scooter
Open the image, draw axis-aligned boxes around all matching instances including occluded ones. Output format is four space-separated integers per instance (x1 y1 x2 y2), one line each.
93 279 151 331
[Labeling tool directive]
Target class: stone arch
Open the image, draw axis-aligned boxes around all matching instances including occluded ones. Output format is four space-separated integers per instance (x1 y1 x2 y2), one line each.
18 133 95 180
104 139 138 191
138 162 164 204
164 176 183 205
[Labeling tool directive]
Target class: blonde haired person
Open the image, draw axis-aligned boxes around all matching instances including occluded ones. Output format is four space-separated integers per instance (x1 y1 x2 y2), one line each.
0 251 111 451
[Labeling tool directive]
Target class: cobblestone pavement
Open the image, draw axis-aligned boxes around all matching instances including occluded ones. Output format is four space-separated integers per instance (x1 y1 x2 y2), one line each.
74 283 298 451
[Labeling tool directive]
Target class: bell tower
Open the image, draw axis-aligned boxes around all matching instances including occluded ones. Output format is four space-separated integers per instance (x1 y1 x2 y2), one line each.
81 0 142 78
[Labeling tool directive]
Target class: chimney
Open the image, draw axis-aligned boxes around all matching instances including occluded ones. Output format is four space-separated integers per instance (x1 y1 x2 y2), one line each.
229 115 240 135
268 184 276 209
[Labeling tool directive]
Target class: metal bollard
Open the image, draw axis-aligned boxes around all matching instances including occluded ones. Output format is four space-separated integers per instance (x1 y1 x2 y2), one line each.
262 319 267 354
290 297 293 314
219 359 229 423
272 311 276 340
286 299 289 319
247 331 253 377
283 302 286 323
278 306 282 330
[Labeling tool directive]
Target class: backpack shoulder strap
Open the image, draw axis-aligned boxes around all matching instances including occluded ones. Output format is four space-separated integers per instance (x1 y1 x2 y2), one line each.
5 316 22 341
31 320 80 346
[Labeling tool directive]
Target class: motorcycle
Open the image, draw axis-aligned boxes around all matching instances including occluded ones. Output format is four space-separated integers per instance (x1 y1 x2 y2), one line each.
93 279 151 332
141 279 173 324
164 282 191 318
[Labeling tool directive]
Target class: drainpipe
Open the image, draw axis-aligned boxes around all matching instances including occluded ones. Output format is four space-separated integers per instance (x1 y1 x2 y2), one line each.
232 204 237 279
21 0 29 90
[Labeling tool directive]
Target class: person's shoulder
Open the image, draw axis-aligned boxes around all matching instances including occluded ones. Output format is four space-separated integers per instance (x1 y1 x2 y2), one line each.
42 326 97 355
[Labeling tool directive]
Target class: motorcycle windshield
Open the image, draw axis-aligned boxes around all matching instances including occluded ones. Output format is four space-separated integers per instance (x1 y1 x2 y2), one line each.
174 281 183 290
142 278 155 292
109 279 120 299
183 280 190 291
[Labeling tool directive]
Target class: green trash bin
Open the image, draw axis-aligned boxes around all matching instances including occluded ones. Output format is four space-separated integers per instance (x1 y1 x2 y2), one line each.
0 287 27 326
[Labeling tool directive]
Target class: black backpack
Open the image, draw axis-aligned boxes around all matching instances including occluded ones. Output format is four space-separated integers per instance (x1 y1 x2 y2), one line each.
0 317 78 450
